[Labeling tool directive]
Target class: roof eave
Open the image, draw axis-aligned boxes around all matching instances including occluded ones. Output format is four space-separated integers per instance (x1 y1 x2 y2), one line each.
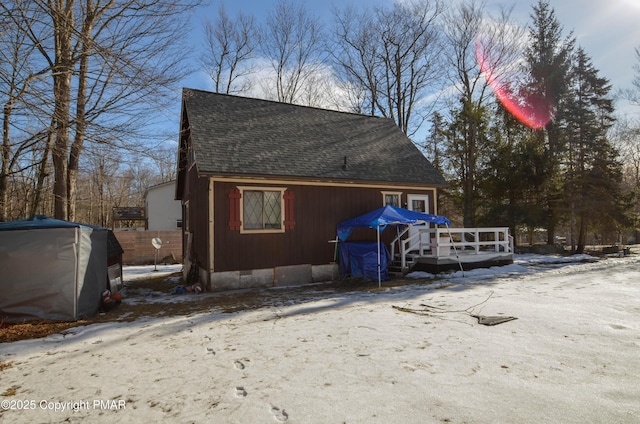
196 170 447 188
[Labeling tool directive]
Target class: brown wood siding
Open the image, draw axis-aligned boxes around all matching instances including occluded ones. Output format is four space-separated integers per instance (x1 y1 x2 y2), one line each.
186 167 211 270
212 180 435 272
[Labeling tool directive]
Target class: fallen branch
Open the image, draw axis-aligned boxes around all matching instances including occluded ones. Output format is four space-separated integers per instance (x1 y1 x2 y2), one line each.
392 291 517 326
392 305 431 315
395 291 495 316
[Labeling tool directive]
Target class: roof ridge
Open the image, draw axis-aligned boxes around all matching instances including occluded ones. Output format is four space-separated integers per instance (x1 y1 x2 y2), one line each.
182 87 389 120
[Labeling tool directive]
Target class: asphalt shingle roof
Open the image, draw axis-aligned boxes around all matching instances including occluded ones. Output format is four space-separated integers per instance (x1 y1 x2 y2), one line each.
182 88 447 186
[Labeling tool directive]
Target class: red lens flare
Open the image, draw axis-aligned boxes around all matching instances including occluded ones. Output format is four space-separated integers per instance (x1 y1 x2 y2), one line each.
475 36 553 129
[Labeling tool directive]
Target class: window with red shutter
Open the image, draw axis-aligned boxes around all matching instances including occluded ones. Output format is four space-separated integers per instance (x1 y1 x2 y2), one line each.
228 188 241 230
284 190 295 230
232 186 291 233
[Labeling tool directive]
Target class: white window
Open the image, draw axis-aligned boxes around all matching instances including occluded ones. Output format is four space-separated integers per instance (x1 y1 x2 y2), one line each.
238 187 286 233
381 191 402 207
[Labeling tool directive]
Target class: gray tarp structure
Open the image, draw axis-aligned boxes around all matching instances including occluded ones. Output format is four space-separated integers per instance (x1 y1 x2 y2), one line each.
0 216 109 322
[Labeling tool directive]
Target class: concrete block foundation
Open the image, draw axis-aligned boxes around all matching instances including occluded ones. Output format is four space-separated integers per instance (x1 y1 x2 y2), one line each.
207 263 339 292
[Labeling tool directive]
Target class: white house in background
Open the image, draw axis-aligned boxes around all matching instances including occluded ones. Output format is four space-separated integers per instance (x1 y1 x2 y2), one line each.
145 180 182 231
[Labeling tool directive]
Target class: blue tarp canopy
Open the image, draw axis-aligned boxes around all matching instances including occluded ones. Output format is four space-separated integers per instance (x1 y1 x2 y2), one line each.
336 206 451 286
337 205 451 241
339 242 391 282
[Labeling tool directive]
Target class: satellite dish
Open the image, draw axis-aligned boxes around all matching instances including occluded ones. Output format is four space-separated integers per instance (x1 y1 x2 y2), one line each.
152 237 162 271
152 237 163 250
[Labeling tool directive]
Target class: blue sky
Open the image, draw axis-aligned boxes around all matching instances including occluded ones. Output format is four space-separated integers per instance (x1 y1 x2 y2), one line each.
187 0 640 92
170 0 640 140
539 0 640 97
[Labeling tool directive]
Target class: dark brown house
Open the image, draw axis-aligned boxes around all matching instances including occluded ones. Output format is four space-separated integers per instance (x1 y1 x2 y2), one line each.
176 88 447 291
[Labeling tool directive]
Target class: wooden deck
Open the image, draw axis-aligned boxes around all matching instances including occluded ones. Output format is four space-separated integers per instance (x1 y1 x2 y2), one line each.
390 227 514 274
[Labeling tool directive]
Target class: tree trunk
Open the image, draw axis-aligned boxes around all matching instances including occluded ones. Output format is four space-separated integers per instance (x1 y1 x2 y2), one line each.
29 123 56 218
462 107 477 229
463 178 475 228
576 213 588 254
1 102 12 221
546 209 556 245
545 123 559 245
51 0 75 220
67 4 94 222
569 199 576 254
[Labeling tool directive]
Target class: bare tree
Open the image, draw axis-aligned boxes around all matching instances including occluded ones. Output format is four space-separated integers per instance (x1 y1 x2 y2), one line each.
441 0 525 227
148 146 177 183
81 143 121 226
1 0 202 221
200 2 259 95
261 0 326 104
610 116 640 235
296 70 337 108
331 0 446 137
331 6 382 116
75 142 169 227
619 46 640 106
444 1 524 107
632 47 640 103
68 0 202 221
0 1 53 221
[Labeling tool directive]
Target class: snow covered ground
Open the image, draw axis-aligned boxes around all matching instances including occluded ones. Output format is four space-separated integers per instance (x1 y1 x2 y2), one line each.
1 253 639 423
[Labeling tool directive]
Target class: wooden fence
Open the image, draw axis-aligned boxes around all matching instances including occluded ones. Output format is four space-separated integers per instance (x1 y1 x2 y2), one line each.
114 230 182 265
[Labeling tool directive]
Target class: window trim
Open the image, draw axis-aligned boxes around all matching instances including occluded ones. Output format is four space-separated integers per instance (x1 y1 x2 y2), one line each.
237 186 287 234
381 191 402 207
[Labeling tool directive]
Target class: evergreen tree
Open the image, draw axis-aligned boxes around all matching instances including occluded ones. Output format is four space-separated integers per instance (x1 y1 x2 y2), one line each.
423 112 446 174
478 102 545 244
523 0 574 244
423 111 457 220
441 0 523 228
443 97 491 227
562 47 627 252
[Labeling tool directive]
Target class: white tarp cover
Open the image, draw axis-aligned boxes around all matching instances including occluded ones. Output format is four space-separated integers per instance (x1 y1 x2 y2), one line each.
0 217 107 322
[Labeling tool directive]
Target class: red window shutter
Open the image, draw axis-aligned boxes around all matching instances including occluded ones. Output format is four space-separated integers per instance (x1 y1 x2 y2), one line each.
228 189 241 230
284 190 295 230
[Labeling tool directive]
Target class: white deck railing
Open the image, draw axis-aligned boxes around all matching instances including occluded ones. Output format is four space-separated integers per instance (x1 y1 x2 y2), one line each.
390 227 514 270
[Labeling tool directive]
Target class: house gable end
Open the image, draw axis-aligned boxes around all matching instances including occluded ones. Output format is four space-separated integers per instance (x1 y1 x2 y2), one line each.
181 88 447 187
176 99 192 201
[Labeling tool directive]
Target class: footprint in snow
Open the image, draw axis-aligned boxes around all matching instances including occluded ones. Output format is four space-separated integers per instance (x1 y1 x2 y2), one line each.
234 359 250 370
235 387 247 398
271 406 288 422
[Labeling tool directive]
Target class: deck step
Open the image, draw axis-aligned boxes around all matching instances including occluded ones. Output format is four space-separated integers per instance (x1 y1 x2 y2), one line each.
389 256 416 275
